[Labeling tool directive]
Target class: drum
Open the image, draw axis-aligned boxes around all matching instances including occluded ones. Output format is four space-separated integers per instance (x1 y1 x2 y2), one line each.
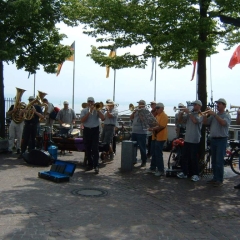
69 129 80 138
62 123 71 129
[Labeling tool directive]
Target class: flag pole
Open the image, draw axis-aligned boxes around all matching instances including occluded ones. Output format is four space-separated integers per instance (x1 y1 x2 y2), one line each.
33 74 36 97
154 57 157 101
113 69 116 101
72 41 75 110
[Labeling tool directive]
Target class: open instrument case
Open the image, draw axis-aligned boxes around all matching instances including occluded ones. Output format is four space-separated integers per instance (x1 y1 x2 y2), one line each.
38 160 76 183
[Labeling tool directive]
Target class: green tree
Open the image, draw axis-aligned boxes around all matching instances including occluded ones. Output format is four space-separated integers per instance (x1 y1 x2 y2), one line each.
78 0 240 156
0 0 81 138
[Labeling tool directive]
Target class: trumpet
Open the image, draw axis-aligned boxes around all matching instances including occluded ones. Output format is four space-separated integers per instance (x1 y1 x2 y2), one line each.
129 103 150 111
173 106 186 112
226 110 238 114
198 110 211 116
230 104 240 109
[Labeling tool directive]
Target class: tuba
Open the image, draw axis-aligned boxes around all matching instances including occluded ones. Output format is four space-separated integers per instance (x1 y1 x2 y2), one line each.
24 90 48 120
12 87 27 123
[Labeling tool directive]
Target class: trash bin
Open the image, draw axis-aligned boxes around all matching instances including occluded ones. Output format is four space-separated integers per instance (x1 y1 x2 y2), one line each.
48 145 58 160
121 140 137 171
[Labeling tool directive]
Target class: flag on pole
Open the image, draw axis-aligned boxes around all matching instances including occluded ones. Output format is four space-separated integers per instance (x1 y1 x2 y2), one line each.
150 57 156 81
228 45 240 69
190 61 197 81
106 49 116 78
56 41 75 76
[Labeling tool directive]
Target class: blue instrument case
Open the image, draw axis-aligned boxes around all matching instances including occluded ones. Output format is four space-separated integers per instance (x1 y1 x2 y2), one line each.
38 160 76 183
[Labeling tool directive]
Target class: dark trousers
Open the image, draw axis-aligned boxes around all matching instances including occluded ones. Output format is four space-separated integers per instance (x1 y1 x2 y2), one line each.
147 135 152 156
181 142 200 176
112 135 117 153
21 123 38 153
83 126 99 168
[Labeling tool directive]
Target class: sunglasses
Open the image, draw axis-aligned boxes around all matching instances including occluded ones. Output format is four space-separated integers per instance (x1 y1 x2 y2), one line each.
88 100 93 103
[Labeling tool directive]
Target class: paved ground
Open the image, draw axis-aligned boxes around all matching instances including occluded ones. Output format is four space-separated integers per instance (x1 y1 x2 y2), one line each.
0 144 240 240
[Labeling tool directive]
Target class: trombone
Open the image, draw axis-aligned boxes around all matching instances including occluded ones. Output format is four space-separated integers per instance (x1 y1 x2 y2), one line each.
230 104 240 109
173 106 186 112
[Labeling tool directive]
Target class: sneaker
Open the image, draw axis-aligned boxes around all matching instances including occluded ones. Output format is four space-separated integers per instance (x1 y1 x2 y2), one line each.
206 179 217 184
17 149 21 154
155 171 165 177
145 168 156 173
177 172 187 179
234 183 240 189
140 162 146 167
191 175 200 182
213 181 223 187
94 166 99 174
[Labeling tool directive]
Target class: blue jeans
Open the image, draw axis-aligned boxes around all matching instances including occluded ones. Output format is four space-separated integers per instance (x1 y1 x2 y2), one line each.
150 140 165 172
211 138 227 182
131 133 147 163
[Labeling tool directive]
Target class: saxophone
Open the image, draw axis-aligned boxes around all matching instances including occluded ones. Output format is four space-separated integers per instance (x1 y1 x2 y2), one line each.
24 90 48 120
12 87 27 123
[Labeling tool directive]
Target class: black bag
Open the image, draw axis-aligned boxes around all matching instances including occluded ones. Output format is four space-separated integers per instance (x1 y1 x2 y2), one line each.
23 150 54 166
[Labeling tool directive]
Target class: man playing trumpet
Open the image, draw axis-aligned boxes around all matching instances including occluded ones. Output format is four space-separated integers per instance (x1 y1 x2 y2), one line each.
101 99 118 161
177 100 203 182
203 98 231 187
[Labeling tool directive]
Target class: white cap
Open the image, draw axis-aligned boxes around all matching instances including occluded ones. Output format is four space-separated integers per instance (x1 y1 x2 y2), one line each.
192 100 202 106
63 100 69 105
215 98 227 105
178 103 184 107
137 100 146 105
28 96 34 100
156 102 164 108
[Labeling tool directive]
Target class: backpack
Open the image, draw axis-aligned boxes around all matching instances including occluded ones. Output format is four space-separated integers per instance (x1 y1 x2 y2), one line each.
49 107 60 120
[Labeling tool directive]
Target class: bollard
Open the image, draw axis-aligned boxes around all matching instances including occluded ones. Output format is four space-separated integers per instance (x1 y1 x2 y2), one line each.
121 140 137 171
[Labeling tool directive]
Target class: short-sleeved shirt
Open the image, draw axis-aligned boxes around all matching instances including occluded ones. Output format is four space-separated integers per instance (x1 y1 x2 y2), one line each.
182 112 203 143
80 108 100 128
104 108 118 125
131 111 147 134
56 108 76 126
152 111 168 141
206 112 231 138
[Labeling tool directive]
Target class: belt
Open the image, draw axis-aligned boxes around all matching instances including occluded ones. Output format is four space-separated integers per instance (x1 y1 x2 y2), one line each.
84 126 99 130
211 137 227 139
105 124 115 126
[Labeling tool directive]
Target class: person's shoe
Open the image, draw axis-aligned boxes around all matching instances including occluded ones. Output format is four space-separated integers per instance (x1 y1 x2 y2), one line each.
145 168 156 173
7 150 13 154
140 162 146 167
177 172 187 179
155 171 165 177
206 179 217 184
109 153 114 161
85 166 93 171
213 181 223 187
18 154 23 159
94 166 99 174
191 175 200 182
68 151 73 154
17 149 21 154
234 183 240 189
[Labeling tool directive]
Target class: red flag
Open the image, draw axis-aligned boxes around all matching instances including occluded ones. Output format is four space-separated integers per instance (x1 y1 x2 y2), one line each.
56 62 63 76
190 61 197 81
228 45 240 69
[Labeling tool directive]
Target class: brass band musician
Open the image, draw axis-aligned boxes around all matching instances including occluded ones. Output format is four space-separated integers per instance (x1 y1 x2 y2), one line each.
18 96 44 159
80 97 105 174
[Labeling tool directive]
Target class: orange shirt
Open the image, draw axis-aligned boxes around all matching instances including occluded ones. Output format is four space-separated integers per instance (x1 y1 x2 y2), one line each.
152 111 168 141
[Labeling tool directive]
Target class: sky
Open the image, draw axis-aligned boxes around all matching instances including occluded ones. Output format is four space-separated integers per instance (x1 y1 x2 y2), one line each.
3 23 240 117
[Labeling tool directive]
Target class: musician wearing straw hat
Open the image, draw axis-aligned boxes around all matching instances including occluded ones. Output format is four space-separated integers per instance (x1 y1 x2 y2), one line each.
80 97 105 174
130 99 148 167
101 99 118 160
56 100 76 135
203 98 231 187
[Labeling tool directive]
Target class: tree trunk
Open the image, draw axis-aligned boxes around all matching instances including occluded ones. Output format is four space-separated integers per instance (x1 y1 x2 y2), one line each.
0 61 5 138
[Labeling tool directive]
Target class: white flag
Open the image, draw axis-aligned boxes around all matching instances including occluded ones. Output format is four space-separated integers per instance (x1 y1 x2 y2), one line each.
150 57 156 81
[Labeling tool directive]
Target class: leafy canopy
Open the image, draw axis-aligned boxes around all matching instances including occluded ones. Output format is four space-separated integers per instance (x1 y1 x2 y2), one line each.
0 0 82 73
78 0 240 69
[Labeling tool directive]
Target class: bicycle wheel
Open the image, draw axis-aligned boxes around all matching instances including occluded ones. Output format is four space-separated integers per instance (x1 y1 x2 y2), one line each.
199 150 211 176
167 148 181 169
230 149 240 175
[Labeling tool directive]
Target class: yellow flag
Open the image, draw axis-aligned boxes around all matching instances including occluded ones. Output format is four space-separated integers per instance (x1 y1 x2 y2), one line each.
106 49 116 78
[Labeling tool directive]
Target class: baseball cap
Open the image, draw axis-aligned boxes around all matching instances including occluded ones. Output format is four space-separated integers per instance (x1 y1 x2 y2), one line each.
137 100 146 105
28 96 34 100
156 102 164 108
150 101 156 104
87 97 95 102
63 100 69 105
106 99 113 103
215 98 227 105
192 100 202 106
